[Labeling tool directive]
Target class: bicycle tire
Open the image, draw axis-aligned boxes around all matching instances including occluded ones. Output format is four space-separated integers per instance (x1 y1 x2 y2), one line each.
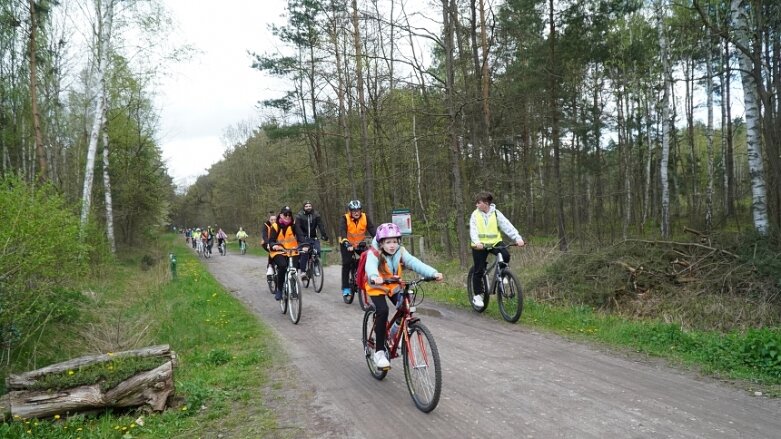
312 259 324 293
402 322 442 413
302 270 311 289
466 267 489 312
362 309 388 381
497 270 523 323
288 275 302 324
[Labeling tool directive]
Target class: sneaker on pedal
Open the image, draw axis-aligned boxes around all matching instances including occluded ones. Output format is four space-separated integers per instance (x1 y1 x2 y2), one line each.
274 290 282 301
472 294 484 308
266 266 274 276
373 350 390 368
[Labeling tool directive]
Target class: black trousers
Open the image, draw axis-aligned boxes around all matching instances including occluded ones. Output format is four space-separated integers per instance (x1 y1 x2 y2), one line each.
471 246 510 295
370 294 400 353
272 254 299 292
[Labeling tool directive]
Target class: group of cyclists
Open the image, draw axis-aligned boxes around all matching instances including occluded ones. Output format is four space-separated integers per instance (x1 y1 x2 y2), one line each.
183 191 525 371
182 225 228 257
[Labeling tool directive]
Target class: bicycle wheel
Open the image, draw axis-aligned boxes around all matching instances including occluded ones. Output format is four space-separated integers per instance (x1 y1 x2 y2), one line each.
312 258 324 293
497 270 523 323
279 279 288 314
267 271 275 295
241 242 246 255
361 309 388 380
466 267 489 312
288 276 302 324
403 322 442 413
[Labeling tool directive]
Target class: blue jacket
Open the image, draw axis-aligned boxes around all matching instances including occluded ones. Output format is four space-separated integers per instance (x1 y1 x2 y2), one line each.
365 238 438 281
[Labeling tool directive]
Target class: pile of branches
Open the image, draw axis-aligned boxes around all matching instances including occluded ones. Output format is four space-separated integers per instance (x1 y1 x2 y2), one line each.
533 229 781 331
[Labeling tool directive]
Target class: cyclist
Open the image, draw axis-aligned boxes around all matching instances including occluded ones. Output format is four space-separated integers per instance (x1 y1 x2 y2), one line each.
236 227 248 251
216 226 228 255
261 212 277 283
365 223 443 368
295 201 329 279
469 191 525 308
200 227 210 255
191 228 199 249
268 206 304 301
338 199 376 303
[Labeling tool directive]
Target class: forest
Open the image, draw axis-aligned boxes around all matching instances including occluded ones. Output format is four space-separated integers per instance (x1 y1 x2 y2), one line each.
165 0 781 268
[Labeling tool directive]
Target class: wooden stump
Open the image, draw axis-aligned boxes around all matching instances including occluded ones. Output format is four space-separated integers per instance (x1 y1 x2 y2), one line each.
2 344 176 420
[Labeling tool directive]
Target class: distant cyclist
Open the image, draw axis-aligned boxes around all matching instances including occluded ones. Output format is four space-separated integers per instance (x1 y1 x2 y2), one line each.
338 199 376 302
295 201 329 280
469 191 525 308
236 227 248 251
216 226 228 256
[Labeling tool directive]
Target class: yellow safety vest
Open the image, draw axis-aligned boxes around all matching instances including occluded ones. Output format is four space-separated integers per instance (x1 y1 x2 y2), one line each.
472 209 500 244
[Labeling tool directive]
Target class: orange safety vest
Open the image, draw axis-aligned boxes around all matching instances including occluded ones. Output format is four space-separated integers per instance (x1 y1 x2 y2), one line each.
345 212 368 246
364 255 404 297
270 223 299 258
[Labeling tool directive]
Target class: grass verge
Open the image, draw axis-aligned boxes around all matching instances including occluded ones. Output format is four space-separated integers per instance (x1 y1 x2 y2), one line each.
1 235 287 438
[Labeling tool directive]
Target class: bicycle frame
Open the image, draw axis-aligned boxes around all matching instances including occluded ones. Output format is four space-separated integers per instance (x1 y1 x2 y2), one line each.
373 279 429 360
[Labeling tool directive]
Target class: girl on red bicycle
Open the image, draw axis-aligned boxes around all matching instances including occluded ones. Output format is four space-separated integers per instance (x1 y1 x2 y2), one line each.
365 223 443 368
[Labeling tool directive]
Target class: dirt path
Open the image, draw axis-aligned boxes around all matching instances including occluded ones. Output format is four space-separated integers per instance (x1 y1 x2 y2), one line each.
200 249 781 438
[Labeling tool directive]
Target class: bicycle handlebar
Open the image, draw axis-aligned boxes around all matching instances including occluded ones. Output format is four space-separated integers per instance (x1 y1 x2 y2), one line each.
482 242 519 251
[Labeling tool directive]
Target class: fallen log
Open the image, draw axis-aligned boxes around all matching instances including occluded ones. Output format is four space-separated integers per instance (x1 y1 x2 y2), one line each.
2 344 176 420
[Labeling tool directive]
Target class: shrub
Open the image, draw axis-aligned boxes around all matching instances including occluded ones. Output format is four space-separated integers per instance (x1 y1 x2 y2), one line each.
0 177 89 364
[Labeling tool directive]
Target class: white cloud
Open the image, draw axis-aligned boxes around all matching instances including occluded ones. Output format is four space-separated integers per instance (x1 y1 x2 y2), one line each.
156 0 288 187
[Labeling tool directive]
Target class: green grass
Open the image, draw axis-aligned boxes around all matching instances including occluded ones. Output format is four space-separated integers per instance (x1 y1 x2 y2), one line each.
1 236 286 438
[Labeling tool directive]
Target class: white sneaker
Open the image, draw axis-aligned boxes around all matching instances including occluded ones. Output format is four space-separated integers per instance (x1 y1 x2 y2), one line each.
472 294 484 308
373 350 390 368
266 266 274 276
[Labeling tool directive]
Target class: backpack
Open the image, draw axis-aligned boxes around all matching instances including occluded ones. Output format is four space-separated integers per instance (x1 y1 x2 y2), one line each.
355 246 380 291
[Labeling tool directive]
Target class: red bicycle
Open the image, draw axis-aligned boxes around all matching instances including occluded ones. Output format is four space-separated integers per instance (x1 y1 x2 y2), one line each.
361 277 442 413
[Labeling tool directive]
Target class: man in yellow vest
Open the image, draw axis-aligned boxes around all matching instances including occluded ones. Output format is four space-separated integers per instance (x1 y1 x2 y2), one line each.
338 199 376 303
470 191 525 308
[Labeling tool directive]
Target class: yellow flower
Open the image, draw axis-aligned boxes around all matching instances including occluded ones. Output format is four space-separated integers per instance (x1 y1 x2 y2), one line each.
68 370 75 375
108 352 114 356
54 415 60 420
77 427 83 431
182 406 188 411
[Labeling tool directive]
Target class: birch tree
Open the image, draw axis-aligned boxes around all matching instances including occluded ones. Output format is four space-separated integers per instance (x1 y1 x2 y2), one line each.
79 0 115 233
657 0 672 239
730 0 768 235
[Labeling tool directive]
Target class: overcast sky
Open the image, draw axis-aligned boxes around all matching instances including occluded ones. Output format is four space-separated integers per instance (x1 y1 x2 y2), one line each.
156 0 289 188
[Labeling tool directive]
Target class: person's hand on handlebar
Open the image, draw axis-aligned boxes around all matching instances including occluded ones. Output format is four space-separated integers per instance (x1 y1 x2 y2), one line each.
272 244 282 251
515 238 525 247
433 273 444 281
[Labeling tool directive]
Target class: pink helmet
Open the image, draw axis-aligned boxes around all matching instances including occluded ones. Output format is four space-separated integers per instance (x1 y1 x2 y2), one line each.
376 223 402 241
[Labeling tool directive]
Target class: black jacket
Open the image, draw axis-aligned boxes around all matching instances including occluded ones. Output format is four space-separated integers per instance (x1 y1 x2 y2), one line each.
295 210 328 240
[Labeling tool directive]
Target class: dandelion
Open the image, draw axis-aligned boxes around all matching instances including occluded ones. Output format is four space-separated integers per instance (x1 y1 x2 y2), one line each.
54 415 60 420
77 427 83 431
182 406 188 411
108 352 114 356
68 370 75 375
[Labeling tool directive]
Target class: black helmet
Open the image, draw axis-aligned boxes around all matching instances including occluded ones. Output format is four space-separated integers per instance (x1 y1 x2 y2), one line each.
280 206 293 215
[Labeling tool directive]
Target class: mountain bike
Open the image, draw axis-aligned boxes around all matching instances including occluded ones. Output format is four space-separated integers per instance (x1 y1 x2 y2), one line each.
239 239 247 255
301 240 324 293
277 244 309 324
467 242 523 323
204 238 212 259
361 277 442 413
345 241 368 305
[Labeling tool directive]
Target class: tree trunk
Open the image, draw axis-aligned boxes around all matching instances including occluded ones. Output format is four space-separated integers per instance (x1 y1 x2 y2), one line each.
731 0 769 235
80 0 114 234
351 0 374 219
442 0 468 267
657 0 672 239
549 0 567 251
3 345 176 420
101 97 116 253
705 28 715 232
28 0 47 182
